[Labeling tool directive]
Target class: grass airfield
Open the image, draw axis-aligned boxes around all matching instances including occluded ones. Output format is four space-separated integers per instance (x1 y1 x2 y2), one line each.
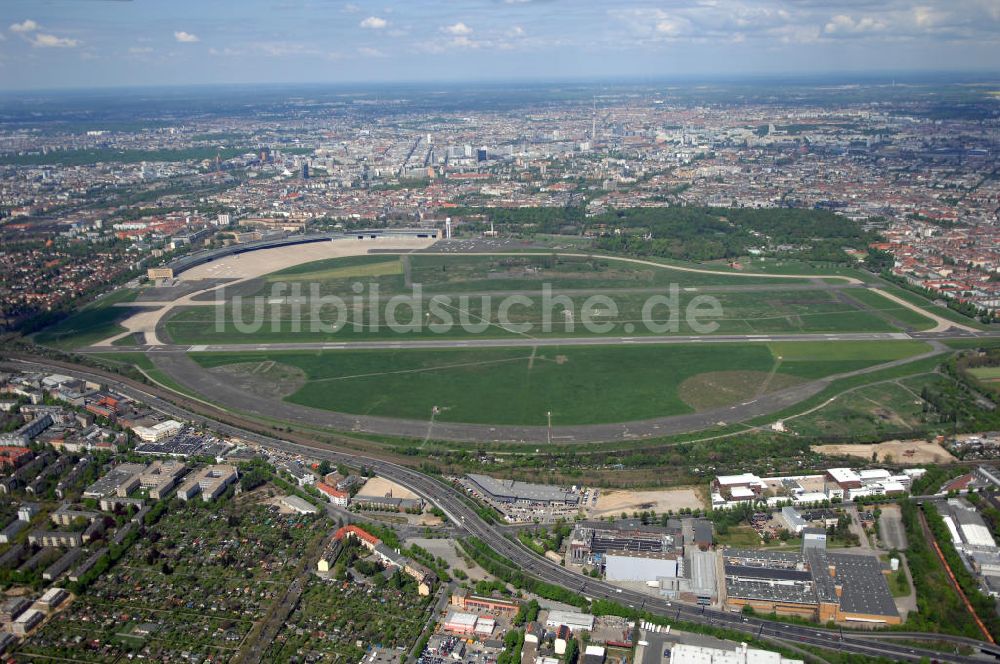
42 248 988 434
189 340 930 426
161 253 933 344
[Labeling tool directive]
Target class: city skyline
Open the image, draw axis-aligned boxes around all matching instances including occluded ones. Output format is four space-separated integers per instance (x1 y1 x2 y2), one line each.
1 0 999 90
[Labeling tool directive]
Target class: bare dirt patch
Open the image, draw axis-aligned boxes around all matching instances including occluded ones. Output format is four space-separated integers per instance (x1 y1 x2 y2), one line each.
206 361 307 399
406 537 491 582
357 476 420 500
811 439 957 464
678 370 803 410
589 487 706 517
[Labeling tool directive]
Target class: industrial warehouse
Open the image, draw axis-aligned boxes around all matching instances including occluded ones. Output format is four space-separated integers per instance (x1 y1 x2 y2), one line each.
711 466 923 510
723 547 901 624
464 474 580 506
568 520 717 604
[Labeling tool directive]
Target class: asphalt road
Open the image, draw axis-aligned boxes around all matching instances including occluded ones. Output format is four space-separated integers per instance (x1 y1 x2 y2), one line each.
4 356 998 663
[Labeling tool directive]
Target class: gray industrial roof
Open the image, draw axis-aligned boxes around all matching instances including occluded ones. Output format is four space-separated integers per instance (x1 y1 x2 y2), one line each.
723 547 898 620
467 474 577 504
725 579 815 604
725 564 811 582
825 551 899 619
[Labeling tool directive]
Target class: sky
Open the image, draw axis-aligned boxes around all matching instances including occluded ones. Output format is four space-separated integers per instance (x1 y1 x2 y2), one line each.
0 0 998 90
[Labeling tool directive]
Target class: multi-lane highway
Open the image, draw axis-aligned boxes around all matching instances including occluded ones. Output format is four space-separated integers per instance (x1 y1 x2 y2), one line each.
5 354 999 662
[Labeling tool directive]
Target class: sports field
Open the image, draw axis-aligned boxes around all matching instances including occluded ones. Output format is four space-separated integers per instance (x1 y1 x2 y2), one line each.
189 340 929 426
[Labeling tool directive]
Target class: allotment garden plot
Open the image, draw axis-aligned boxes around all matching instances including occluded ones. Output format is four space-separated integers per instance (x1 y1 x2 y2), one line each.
17 494 325 662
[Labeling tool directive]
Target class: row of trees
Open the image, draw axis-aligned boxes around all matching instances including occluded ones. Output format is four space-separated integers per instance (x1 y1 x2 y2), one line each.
459 537 588 608
901 501 1000 641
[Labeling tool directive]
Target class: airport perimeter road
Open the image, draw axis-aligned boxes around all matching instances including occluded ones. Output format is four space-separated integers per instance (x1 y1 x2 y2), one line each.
4 356 998 664
108 338 949 444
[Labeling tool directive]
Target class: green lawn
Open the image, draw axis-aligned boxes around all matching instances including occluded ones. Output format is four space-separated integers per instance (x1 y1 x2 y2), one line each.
708 257 875 283
165 286 906 345
189 341 929 426
969 367 1000 380
256 253 819 296
785 377 934 439
716 526 762 547
841 288 937 331
768 340 931 379
33 288 139 349
875 281 990 331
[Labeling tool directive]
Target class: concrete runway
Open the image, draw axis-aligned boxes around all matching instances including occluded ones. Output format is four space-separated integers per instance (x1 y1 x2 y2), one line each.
85 331 920 355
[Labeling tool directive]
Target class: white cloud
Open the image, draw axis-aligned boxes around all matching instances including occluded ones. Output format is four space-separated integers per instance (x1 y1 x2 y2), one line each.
610 8 692 40
824 14 886 34
174 31 199 43
360 16 387 29
507 26 525 37
9 19 38 33
31 33 79 48
770 24 821 44
357 46 387 57
443 22 472 36
654 17 687 37
208 47 242 57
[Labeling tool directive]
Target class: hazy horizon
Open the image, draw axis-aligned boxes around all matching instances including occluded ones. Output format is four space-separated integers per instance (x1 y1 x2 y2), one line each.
1 0 999 91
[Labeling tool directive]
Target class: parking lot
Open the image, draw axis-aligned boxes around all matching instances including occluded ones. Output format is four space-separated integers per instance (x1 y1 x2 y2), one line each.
878 504 908 551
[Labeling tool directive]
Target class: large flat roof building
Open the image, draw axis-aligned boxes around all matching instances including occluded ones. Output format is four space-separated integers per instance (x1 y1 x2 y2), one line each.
131 420 183 443
545 610 594 632
724 548 900 624
605 553 679 583
451 591 520 616
138 460 188 499
670 643 803 664
466 474 578 505
176 464 237 502
83 463 145 499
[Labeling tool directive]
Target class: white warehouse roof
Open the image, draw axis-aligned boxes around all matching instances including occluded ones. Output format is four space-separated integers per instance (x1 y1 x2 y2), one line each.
717 473 764 487
827 468 861 484
546 610 594 632
960 523 997 548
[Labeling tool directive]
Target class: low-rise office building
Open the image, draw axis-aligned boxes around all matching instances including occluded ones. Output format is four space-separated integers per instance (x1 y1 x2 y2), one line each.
176 464 238 502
